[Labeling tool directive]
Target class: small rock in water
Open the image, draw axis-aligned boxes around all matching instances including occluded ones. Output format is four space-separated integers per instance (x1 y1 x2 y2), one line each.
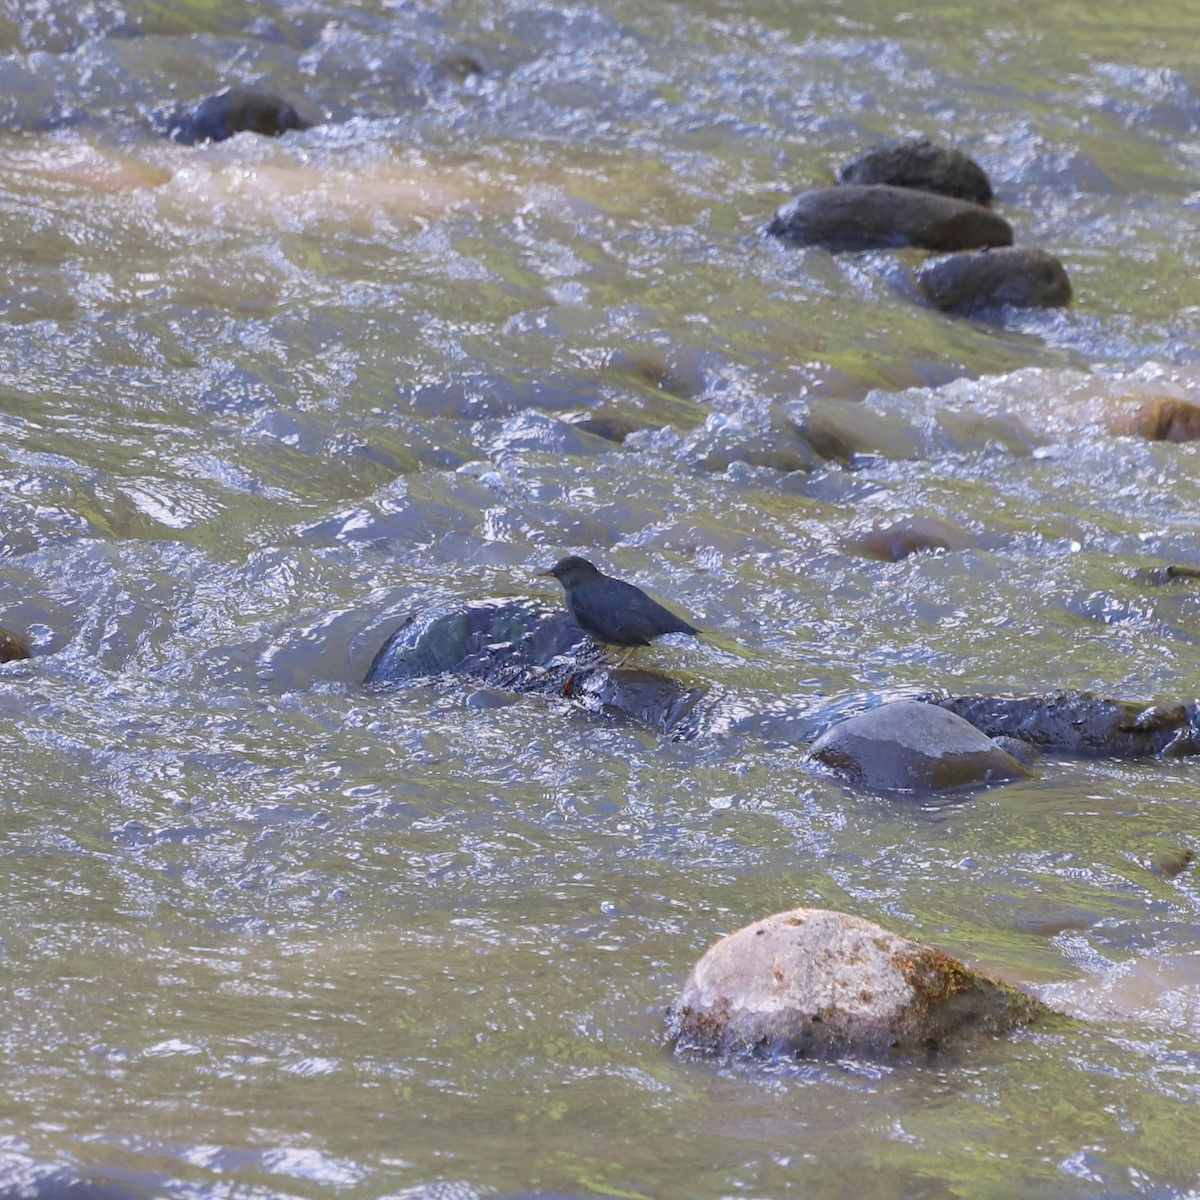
767 185 1012 253
1147 846 1194 878
167 87 315 145
849 515 973 561
1108 395 1200 443
567 413 644 444
669 908 1049 1059
838 139 994 206
0 626 30 662
808 699 1034 792
916 247 1072 315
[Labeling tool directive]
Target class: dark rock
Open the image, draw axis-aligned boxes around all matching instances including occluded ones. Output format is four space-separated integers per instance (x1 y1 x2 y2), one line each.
808 699 1034 792
849 515 972 561
669 908 1050 1060
437 54 486 82
0 625 30 662
1136 563 1200 585
366 597 707 738
567 414 643 444
166 87 314 145
1147 846 1194 878
934 692 1200 758
767 185 1012 253
916 248 1072 315
838 140 994 206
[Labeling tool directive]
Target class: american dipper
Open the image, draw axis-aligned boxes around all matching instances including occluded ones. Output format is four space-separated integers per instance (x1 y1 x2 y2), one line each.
539 556 699 666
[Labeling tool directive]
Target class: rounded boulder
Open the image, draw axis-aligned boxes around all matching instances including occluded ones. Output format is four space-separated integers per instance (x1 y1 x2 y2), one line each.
808 698 1034 791
917 247 1072 315
670 908 1049 1059
767 185 1012 253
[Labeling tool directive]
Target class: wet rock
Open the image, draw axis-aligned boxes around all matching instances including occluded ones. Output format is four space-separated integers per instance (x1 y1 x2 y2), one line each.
669 908 1049 1059
437 54 486 82
795 397 920 465
849 515 972 561
1109 394 1200 443
838 140 994 206
567 413 643 444
367 597 707 738
916 248 1072 315
767 185 1012 253
683 408 822 475
1147 846 1194 879
0 625 30 662
1135 563 1200 585
809 699 1034 792
935 692 1200 758
166 87 315 145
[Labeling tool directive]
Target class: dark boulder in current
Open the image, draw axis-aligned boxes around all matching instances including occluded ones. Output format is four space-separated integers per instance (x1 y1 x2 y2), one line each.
933 692 1200 758
808 699 1034 792
366 597 708 738
166 87 315 145
917 247 1072 315
838 139 994 206
767 185 1013 253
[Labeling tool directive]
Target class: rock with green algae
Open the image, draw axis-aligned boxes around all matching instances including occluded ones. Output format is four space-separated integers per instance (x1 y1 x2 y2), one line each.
669 908 1051 1060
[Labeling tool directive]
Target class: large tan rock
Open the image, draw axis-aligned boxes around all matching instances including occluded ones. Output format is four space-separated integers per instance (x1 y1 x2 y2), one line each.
670 908 1049 1059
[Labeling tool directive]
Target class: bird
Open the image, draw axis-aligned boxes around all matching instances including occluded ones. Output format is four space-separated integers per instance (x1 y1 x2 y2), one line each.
538 555 700 667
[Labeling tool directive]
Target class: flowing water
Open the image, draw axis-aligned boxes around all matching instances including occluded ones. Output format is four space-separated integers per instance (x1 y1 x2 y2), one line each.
1 0 1200 1196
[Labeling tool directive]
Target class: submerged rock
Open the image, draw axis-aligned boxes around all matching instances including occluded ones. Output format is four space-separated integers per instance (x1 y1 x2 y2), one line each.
367 597 707 738
917 247 1072 315
670 908 1049 1059
1109 395 1200 443
167 87 315 145
809 699 1033 792
0 626 29 662
934 692 1200 758
767 185 1012 253
849 515 973 561
838 140 994 206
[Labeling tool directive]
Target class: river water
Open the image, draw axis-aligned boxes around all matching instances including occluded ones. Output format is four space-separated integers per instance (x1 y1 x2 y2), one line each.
1 0 1199 1196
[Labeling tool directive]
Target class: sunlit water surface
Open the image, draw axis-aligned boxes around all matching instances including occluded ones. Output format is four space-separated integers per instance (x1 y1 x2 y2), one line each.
1 0 1199 1196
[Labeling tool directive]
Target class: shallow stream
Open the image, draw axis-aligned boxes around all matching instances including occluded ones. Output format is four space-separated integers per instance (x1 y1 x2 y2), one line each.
2 0 1200 1196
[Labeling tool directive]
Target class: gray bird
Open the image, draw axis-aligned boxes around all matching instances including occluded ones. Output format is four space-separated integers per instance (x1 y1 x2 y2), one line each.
539 555 700 666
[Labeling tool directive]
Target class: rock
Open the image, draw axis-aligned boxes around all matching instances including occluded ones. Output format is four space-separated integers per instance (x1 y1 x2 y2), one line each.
808 699 1034 791
669 908 1049 1059
838 140 994 206
934 692 1200 758
916 248 1072 315
796 397 920 465
1147 846 1194 879
0 626 29 662
567 413 643 444
166 87 315 145
767 185 1012 253
1109 395 1200 443
849 515 972 561
366 597 592 684
1136 563 1200 585
366 597 708 738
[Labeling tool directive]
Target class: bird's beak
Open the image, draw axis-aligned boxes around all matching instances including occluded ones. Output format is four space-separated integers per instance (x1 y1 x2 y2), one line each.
536 568 554 577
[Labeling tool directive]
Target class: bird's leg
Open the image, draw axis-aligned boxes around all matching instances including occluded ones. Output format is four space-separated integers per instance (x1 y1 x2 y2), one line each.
609 645 640 670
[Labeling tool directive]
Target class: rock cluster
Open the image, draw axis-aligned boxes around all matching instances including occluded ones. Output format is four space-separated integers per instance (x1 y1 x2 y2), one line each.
769 138 1073 317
